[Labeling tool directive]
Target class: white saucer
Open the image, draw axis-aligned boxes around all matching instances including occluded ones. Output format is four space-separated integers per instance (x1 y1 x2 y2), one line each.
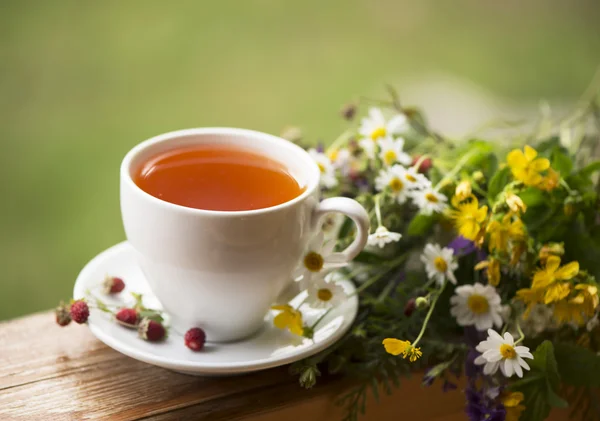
73 242 358 376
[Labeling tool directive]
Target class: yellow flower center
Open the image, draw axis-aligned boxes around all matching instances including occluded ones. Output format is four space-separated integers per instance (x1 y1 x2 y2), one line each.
304 251 324 272
317 162 326 173
383 150 397 165
328 149 338 162
406 174 417 182
425 193 439 203
500 344 517 359
317 288 333 302
467 294 490 314
434 257 448 273
389 177 404 192
370 127 387 141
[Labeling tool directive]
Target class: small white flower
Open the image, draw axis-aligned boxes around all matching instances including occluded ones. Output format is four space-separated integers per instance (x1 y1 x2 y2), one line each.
420 243 458 285
293 232 346 284
358 108 408 158
327 148 353 176
474 329 534 378
520 304 554 335
450 283 503 331
309 148 338 188
378 137 411 167
375 165 412 204
410 186 448 214
402 166 431 190
368 226 402 248
307 276 347 308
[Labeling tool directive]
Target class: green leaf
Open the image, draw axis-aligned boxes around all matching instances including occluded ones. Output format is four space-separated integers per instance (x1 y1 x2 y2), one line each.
338 217 354 240
546 384 569 408
530 341 560 389
518 188 547 208
95 298 112 314
535 136 561 154
353 251 387 265
551 149 573 175
554 343 600 388
407 213 437 236
487 167 511 203
579 161 600 177
138 310 163 323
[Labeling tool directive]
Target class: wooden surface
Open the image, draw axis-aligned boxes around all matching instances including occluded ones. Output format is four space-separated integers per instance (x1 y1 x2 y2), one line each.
0 312 570 420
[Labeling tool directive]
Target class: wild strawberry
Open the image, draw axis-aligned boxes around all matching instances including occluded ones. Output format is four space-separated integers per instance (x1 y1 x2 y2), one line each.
184 328 206 351
70 300 90 324
115 308 139 327
55 302 71 326
103 276 125 294
412 155 432 174
138 318 166 342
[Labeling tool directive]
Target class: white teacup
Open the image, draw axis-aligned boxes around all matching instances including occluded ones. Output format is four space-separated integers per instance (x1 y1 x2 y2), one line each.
120 128 369 342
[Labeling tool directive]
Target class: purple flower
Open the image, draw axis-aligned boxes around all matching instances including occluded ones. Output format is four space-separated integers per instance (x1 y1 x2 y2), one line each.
422 368 435 386
316 142 324 153
448 236 476 256
465 383 506 421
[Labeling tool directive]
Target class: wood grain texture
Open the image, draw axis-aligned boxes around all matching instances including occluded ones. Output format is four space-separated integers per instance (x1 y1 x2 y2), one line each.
0 312 571 420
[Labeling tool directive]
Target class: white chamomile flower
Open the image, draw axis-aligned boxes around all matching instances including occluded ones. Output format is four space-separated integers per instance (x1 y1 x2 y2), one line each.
308 148 338 188
358 108 408 158
420 243 458 285
293 232 346 284
410 186 448 214
402 166 431 190
327 148 353 176
450 283 503 331
368 226 402 248
474 329 534 378
375 165 412 204
378 137 411 167
307 276 347 308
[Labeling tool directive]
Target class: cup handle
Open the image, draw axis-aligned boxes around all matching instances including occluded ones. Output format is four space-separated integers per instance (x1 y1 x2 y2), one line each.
313 197 370 263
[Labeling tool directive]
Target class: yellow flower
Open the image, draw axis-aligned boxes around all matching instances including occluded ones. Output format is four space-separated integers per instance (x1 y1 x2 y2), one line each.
554 299 586 326
538 168 560 191
506 193 527 214
448 195 488 241
502 391 526 421
271 304 304 336
455 180 472 200
516 287 545 318
486 214 525 253
571 284 599 316
538 243 564 264
507 145 550 187
510 242 526 266
488 258 501 286
382 338 422 362
532 255 579 289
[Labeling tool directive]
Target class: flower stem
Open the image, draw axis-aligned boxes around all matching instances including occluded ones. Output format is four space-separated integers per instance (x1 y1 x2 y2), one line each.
352 253 408 296
412 281 447 347
411 154 429 172
374 195 383 227
434 150 478 190
326 129 353 154
311 308 333 330
514 319 526 345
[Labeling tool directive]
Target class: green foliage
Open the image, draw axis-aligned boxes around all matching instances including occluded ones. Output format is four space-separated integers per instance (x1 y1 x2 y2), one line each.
407 213 437 236
512 341 567 421
487 167 511 203
554 343 600 388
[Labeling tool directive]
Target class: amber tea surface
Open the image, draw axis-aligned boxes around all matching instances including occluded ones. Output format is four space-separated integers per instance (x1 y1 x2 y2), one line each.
134 144 304 211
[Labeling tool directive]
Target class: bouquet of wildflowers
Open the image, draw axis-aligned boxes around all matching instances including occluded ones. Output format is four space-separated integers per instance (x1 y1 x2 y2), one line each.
276 86 600 421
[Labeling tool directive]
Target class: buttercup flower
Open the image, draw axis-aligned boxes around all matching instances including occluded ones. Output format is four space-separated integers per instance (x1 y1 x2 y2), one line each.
271 304 304 336
308 148 338 189
553 284 599 326
507 145 551 187
421 243 458 285
531 255 579 304
538 167 560 191
486 214 525 253
307 276 346 308
382 338 422 362
358 108 408 158
411 187 448 215
506 193 527 214
475 258 502 286
293 232 346 283
450 283 503 331
378 137 411 166
448 195 488 241
474 329 534 378
502 391 526 421
455 180 472 200
368 226 402 248
375 165 412 204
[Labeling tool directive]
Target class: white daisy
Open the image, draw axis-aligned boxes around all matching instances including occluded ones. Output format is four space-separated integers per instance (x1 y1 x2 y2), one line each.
375 165 412 204
450 283 503 331
358 108 408 158
308 148 338 189
474 329 534 378
368 226 402 248
378 137 411 167
402 166 431 190
306 276 347 308
293 232 346 284
327 148 353 176
420 243 458 285
410 186 448 214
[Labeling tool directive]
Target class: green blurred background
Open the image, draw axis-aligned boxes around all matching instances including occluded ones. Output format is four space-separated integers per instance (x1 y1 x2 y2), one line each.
1 0 599 321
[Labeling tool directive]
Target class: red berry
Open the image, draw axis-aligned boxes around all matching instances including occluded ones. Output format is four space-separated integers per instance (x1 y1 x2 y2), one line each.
412 155 432 174
103 276 125 294
115 308 139 327
55 302 71 326
404 298 416 317
138 318 166 342
184 328 206 351
70 300 90 324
